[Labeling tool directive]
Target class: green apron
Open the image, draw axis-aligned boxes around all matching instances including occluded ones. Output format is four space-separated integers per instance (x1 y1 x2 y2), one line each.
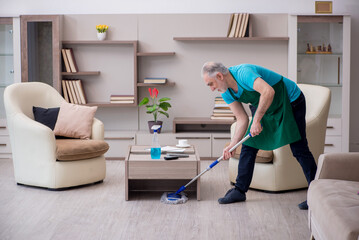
229 78 301 150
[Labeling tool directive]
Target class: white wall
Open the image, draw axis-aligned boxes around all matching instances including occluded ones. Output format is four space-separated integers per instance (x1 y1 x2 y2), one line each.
1 0 359 151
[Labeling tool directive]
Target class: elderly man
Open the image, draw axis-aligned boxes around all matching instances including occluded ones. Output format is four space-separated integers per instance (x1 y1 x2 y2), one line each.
201 62 317 210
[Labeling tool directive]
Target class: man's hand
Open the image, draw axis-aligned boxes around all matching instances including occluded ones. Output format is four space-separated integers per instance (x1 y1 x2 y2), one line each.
250 121 263 137
222 144 235 160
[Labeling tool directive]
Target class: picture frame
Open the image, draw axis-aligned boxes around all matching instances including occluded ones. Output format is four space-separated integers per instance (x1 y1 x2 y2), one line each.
315 1 333 14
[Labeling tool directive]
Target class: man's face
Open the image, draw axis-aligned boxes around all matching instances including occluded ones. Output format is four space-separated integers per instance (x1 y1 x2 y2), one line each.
203 73 227 93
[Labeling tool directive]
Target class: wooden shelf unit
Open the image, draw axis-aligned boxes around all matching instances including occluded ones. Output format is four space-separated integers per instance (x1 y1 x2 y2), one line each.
173 37 289 41
173 117 235 133
85 102 136 107
137 82 175 87
62 40 138 45
136 52 175 56
61 40 138 107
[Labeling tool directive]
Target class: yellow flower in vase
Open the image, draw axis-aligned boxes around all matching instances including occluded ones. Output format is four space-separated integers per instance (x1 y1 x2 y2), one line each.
96 24 109 41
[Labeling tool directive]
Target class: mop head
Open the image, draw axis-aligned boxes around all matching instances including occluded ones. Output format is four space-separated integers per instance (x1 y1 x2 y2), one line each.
160 192 188 204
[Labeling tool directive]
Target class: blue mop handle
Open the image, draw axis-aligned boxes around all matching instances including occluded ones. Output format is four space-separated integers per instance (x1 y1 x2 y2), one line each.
175 133 252 195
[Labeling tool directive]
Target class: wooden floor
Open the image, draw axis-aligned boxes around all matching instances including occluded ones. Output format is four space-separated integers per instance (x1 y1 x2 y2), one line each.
0 159 310 240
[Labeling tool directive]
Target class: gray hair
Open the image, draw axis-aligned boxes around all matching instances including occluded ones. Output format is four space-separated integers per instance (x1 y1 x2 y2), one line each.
201 62 229 78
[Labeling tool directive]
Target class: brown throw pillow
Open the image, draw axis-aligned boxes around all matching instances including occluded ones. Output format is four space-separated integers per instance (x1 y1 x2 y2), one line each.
225 142 273 163
54 101 97 139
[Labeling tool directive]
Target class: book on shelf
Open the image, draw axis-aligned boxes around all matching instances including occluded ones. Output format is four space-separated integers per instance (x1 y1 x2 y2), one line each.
62 79 87 104
213 109 233 113
61 49 71 72
211 96 234 120
110 100 134 104
64 81 74 103
227 13 239 38
110 100 135 104
212 113 235 117
62 80 69 102
67 80 78 104
210 116 235 120
214 99 226 104
234 13 243 38
214 103 230 108
71 80 81 104
110 95 135 101
240 13 250 38
75 80 87 104
226 13 235 37
226 13 250 38
144 78 167 84
65 48 78 72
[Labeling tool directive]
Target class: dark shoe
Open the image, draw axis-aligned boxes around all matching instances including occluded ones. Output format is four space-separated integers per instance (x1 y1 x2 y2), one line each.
224 188 235 197
298 200 308 210
218 188 246 204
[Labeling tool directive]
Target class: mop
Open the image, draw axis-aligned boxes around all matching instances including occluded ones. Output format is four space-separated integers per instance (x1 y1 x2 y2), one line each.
161 133 252 204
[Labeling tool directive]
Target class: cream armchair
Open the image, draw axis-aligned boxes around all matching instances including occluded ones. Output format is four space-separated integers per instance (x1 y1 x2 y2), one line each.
229 84 331 191
4 82 106 189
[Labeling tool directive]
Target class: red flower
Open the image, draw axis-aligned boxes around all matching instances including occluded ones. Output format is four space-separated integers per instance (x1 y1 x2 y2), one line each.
148 88 159 98
148 88 153 98
153 88 159 98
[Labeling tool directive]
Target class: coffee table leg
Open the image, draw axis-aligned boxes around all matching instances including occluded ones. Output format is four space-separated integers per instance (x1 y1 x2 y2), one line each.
125 158 129 201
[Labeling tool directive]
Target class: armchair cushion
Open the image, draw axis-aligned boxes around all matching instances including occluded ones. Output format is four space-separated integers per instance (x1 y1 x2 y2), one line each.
54 102 97 139
56 139 109 161
33 106 60 130
225 142 273 163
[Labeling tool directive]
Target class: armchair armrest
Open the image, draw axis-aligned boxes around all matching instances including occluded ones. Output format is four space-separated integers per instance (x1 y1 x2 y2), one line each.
315 153 359 182
10 113 57 163
91 118 104 140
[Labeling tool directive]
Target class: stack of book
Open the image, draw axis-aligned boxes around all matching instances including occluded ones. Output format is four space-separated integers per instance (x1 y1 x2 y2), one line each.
227 13 250 38
110 95 135 104
211 96 235 120
61 48 79 73
143 78 167 84
62 79 87 104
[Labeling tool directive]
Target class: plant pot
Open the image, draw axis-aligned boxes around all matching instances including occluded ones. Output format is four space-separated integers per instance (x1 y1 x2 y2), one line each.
97 32 107 41
148 121 163 133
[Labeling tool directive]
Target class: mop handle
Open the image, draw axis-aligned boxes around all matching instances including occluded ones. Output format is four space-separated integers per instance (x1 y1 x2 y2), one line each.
181 133 252 190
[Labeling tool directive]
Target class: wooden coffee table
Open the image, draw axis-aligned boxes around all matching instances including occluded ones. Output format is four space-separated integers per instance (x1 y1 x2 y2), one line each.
125 145 200 200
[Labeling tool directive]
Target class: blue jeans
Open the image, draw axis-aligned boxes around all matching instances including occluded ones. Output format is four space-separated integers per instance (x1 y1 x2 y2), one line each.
235 92 317 193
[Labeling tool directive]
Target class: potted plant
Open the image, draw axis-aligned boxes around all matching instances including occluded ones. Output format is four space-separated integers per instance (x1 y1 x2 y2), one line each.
96 24 109 41
139 88 171 133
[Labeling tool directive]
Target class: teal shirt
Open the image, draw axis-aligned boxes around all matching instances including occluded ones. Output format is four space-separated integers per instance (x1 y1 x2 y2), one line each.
222 64 301 104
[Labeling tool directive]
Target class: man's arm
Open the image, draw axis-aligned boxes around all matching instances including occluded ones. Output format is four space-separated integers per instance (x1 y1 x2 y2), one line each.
223 101 248 160
251 77 275 136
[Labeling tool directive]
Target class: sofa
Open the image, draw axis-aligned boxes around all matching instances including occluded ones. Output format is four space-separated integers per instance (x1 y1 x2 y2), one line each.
308 153 359 240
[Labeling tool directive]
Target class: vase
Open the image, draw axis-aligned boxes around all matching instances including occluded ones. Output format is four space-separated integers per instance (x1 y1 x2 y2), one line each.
97 32 107 41
148 121 163 134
